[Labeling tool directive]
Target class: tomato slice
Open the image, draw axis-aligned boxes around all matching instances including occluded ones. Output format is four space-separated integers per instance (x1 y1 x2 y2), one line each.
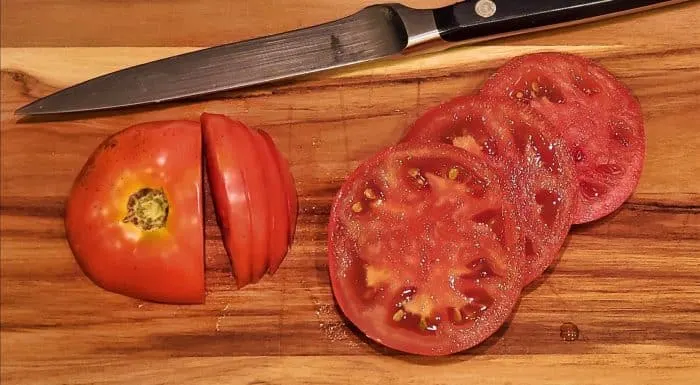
259 130 298 250
250 129 290 276
480 52 645 223
201 113 269 287
401 95 576 285
328 142 524 356
65 120 205 304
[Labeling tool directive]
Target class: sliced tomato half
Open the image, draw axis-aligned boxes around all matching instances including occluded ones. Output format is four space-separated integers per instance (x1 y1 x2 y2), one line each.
402 95 577 285
202 113 270 287
65 120 205 304
251 129 290 276
328 142 524 356
480 51 646 223
258 129 298 273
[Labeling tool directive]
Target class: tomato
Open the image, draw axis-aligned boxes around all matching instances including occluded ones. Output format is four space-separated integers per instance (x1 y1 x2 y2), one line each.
328 142 524 356
250 129 290 277
257 129 297 274
64 120 205 304
401 95 576 285
480 52 645 223
201 113 271 287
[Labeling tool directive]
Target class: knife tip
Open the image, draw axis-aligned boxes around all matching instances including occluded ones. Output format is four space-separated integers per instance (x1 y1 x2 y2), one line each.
15 101 43 116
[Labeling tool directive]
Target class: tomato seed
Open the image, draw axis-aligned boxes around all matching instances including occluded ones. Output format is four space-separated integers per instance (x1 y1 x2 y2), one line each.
453 135 482 155
352 202 363 213
392 309 406 322
452 307 463 323
364 188 377 200
448 167 459 180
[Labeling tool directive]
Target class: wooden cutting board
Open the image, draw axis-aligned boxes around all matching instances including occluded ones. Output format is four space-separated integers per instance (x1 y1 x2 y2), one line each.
1 1 699 384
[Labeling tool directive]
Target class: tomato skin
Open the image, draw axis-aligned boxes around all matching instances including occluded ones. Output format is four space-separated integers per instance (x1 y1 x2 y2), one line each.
401 95 577 286
328 142 524 356
480 51 645 224
65 120 205 304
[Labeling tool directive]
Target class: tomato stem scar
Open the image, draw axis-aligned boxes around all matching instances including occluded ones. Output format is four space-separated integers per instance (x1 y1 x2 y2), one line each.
122 187 169 231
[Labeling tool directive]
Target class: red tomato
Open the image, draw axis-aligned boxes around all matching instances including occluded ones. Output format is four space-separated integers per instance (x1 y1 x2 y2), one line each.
402 95 576 285
328 142 524 356
64 120 205 304
202 113 270 287
249 128 289 279
256 129 295 274
480 52 645 223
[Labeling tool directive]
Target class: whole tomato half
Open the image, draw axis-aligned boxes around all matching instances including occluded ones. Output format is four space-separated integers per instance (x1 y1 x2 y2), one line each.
64 120 205 304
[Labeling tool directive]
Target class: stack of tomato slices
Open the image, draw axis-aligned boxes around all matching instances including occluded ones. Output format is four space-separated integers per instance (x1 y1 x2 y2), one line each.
327 52 646 355
65 113 297 304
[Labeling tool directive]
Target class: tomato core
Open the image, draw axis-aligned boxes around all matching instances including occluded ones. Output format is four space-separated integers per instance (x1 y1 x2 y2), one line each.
122 187 170 231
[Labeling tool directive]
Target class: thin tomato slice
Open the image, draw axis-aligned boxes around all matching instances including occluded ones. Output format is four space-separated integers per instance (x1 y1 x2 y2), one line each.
402 95 576 285
202 113 270 288
328 142 524 356
65 120 205 304
250 129 289 277
259 130 298 250
480 51 645 223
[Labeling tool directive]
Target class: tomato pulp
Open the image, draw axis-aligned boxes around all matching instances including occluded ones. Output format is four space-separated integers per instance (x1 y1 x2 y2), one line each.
480 52 645 223
402 95 576 285
65 120 205 304
328 142 524 355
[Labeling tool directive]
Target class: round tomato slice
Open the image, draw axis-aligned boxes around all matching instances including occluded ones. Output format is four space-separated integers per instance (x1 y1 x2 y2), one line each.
257 129 297 274
328 142 524 356
202 113 269 287
402 95 576 285
480 51 646 223
65 120 205 304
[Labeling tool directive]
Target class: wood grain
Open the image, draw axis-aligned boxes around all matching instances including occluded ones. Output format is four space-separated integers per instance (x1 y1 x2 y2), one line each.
1 0 699 47
2 1 700 384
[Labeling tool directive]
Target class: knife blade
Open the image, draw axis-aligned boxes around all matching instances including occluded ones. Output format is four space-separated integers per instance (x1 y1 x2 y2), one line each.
16 0 687 116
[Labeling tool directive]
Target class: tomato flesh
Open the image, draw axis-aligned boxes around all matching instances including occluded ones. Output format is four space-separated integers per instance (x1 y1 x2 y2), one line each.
480 52 645 223
328 142 524 355
402 95 576 285
65 120 205 304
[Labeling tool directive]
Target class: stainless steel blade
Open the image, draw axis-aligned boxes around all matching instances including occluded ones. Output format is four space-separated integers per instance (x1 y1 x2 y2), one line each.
16 5 413 115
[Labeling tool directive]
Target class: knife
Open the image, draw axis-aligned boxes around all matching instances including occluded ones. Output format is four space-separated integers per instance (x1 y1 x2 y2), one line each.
16 0 687 116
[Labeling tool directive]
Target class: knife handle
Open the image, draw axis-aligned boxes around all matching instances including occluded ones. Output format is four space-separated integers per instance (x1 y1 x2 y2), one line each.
433 0 682 42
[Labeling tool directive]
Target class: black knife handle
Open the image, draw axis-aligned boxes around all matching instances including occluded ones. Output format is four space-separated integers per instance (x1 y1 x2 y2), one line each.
434 0 680 42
